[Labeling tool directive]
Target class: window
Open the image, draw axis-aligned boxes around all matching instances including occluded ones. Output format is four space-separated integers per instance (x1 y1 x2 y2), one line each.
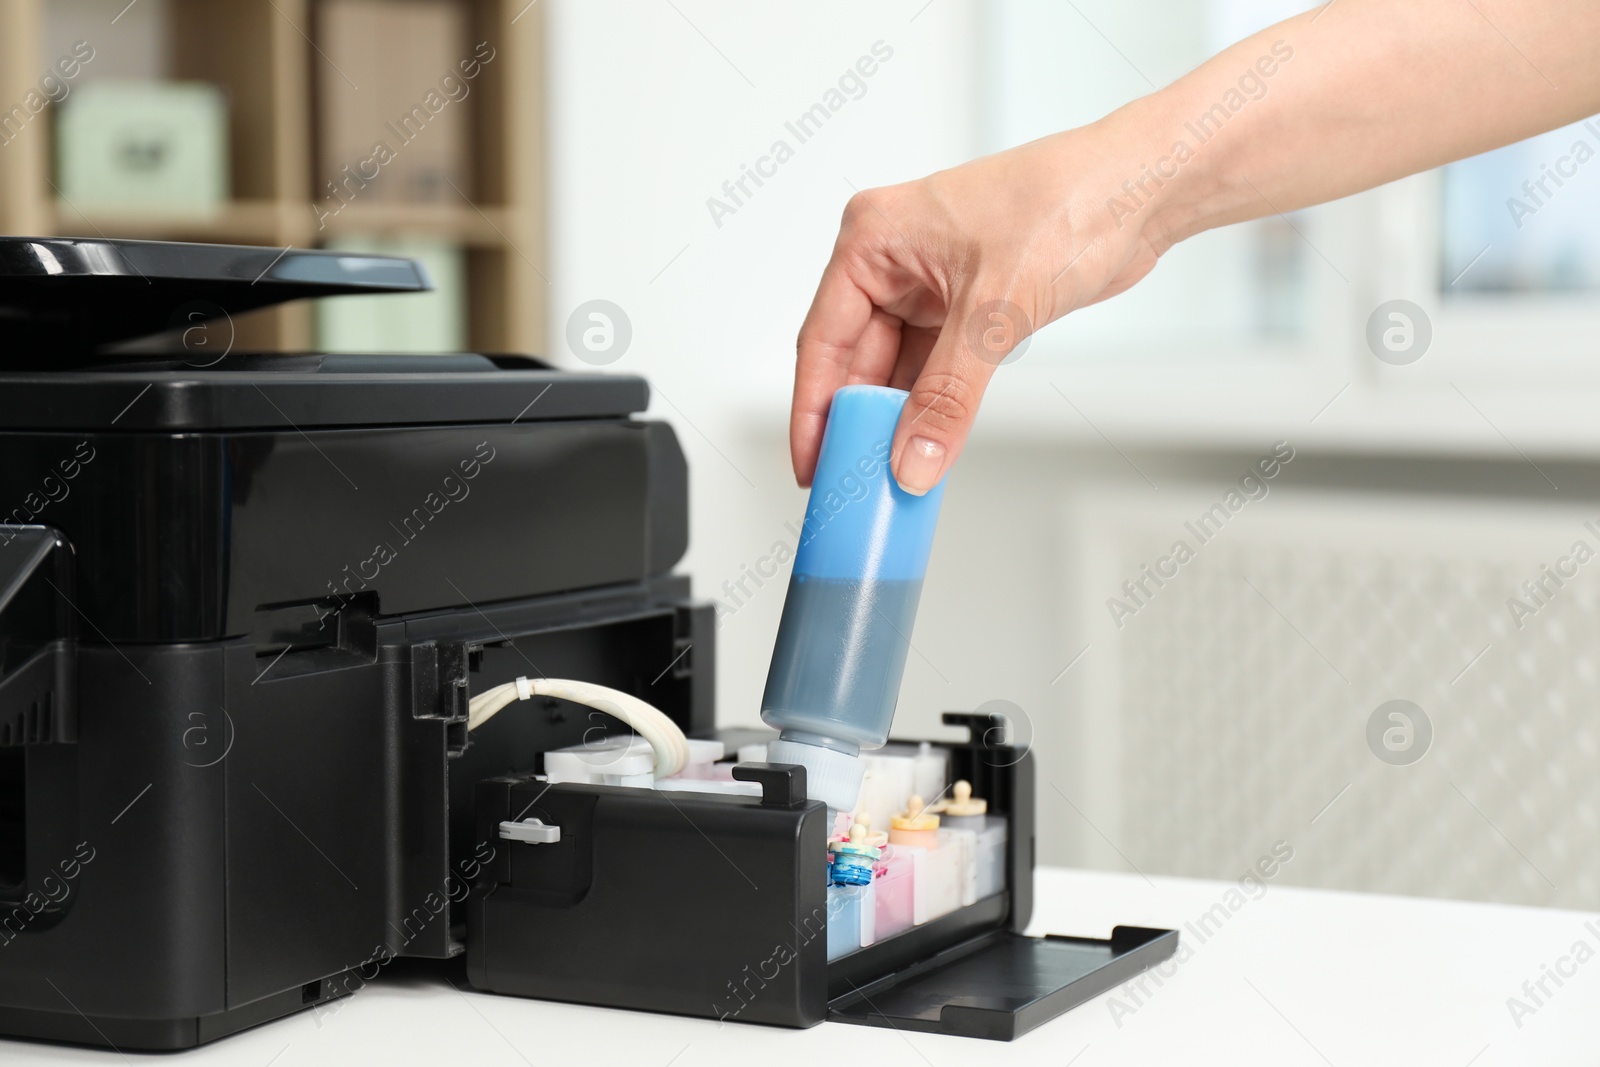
1441 117 1600 294
978 0 1600 433
978 0 1329 367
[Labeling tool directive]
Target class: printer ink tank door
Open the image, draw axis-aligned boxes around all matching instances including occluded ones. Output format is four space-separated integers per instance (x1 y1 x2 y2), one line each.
0 237 429 359
827 926 1180 1042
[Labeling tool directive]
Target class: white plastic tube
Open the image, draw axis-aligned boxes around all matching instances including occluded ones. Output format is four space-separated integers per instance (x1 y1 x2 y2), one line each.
468 676 690 778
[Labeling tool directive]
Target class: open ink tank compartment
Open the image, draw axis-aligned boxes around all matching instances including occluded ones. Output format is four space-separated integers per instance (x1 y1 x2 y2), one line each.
763 385 947 811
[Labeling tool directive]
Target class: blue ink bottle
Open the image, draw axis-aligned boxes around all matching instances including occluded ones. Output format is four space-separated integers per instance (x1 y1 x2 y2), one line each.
762 385 947 811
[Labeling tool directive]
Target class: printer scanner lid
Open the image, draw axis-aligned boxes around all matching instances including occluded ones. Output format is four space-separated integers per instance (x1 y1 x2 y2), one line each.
0 237 649 430
0 236 432 356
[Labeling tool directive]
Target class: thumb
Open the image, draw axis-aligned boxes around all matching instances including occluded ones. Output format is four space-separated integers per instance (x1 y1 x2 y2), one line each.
890 294 1027 495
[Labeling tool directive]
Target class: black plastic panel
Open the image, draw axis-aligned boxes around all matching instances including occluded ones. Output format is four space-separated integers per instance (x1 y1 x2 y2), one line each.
0 365 650 431
829 926 1180 1040
0 419 679 642
0 583 712 1049
468 767 832 1028
463 715 1168 1040
0 237 427 359
0 750 21 891
0 528 77 756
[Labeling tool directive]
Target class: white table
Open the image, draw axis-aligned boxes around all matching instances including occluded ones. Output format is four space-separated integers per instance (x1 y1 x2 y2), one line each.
4 867 1597 1066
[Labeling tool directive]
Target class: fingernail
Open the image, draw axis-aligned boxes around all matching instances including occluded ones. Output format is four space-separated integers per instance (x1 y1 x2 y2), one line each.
895 435 946 496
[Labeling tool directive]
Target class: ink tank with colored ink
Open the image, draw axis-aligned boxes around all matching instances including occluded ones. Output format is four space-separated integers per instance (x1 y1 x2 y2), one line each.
762 385 947 812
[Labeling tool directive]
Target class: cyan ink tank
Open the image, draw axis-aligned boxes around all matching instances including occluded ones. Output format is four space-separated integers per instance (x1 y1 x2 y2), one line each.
763 385 948 810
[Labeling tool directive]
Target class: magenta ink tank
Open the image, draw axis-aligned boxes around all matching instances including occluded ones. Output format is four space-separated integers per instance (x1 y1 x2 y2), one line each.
762 385 947 811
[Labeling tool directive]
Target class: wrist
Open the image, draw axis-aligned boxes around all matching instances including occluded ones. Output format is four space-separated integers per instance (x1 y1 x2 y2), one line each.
1091 92 1222 254
1087 53 1293 255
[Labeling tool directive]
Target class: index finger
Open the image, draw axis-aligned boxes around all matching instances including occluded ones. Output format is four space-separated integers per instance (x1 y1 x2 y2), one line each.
791 256 874 487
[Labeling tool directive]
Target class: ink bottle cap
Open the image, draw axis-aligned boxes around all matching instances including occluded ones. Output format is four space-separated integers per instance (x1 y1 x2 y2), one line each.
888 794 941 847
767 737 865 814
892 795 940 831
934 780 987 817
829 822 882 886
833 822 882 859
853 812 889 849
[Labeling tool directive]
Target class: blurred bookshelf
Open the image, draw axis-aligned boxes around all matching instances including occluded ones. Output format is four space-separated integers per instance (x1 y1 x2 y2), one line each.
0 0 545 355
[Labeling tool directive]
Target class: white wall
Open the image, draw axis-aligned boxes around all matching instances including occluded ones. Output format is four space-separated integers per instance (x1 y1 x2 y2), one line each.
544 1 1600 909
544 0 983 727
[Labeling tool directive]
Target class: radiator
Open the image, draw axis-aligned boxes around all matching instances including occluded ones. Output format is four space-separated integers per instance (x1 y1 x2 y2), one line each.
1066 480 1599 909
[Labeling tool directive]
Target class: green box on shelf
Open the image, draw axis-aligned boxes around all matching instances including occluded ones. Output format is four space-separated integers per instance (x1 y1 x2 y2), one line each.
316 237 467 354
55 81 228 210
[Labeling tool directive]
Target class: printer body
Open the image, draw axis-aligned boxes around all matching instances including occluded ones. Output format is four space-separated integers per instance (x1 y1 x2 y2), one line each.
0 238 1174 1049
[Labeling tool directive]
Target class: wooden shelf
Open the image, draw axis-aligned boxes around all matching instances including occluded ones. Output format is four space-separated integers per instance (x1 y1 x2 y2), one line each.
0 0 545 355
50 199 528 252
312 201 527 248
50 199 286 244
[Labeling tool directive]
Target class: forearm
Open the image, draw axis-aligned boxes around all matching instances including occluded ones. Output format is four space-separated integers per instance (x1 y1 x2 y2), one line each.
792 0 1600 490
1116 0 1600 250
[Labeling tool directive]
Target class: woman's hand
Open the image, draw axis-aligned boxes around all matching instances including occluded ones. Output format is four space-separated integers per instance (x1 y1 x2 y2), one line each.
791 116 1174 493
791 0 1600 494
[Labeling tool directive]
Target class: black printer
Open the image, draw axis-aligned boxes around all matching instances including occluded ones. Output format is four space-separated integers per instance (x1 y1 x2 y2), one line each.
0 238 1175 1049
